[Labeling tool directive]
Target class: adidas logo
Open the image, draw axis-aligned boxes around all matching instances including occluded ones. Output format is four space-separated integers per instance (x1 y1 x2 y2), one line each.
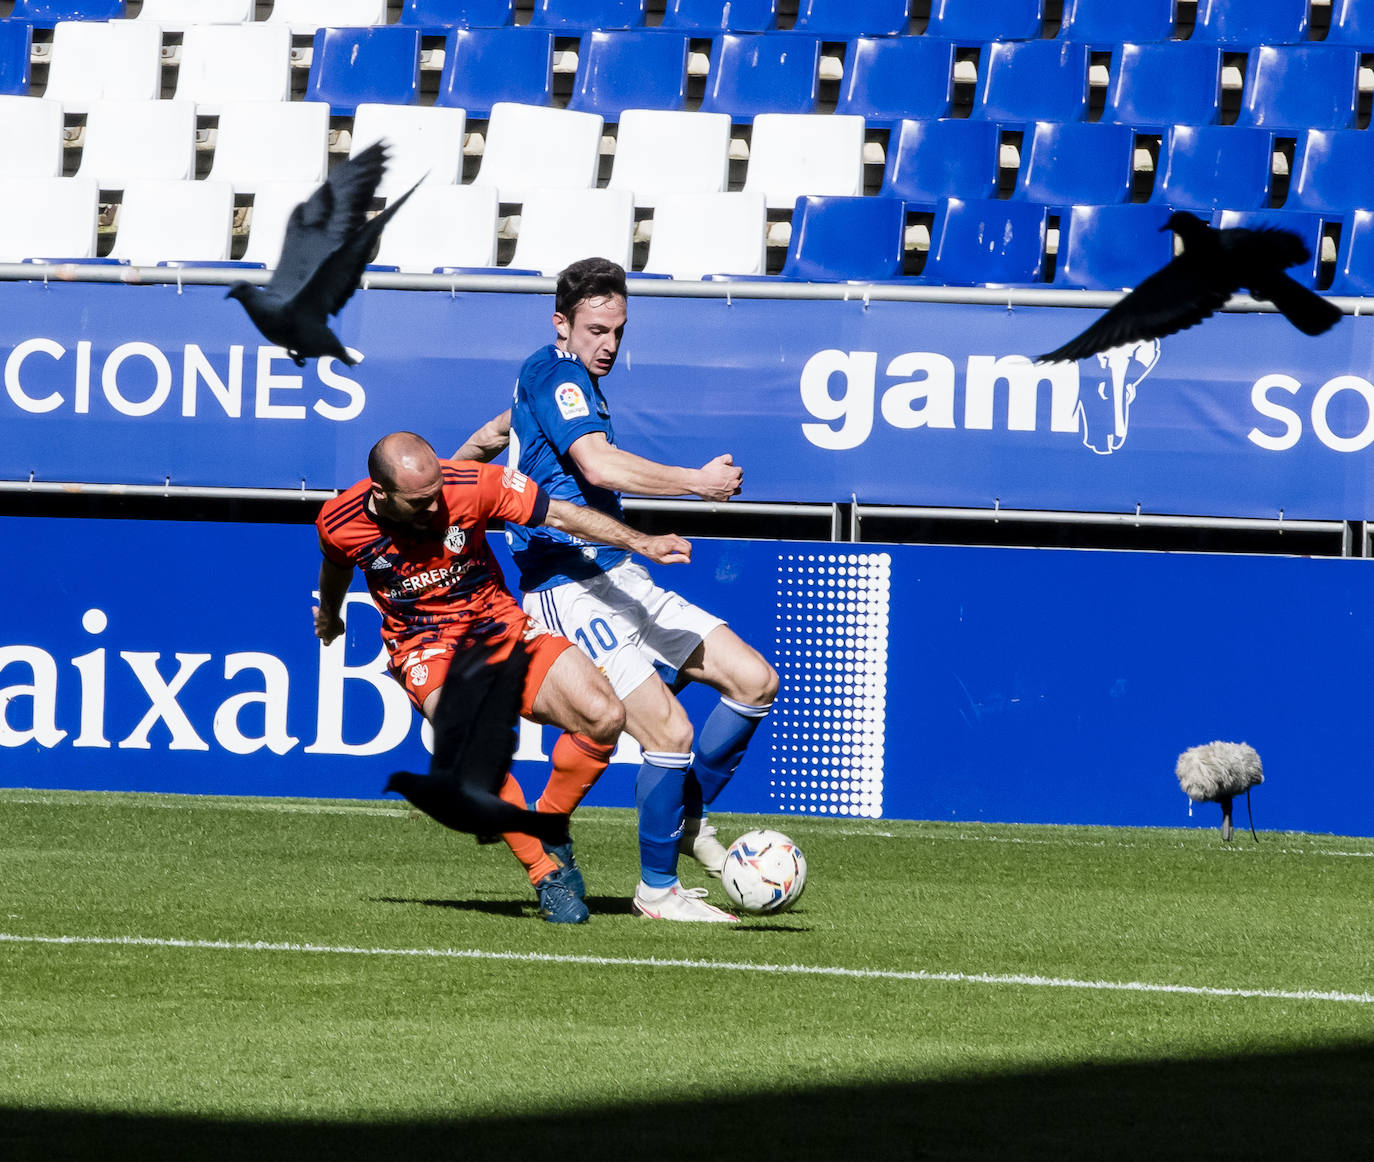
369 556 393 571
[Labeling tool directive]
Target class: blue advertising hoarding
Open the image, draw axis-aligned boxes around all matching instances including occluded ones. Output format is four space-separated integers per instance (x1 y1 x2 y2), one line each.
3 280 1374 518
2 514 1372 837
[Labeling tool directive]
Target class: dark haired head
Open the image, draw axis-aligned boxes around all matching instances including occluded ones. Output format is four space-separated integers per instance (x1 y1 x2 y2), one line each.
555 257 628 321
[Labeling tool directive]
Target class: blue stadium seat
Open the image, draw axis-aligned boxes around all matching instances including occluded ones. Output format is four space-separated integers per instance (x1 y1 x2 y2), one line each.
528 0 646 29
10 1 124 26
566 30 690 117
1150 125 1274 213
1235 45 1360 133
919 197 1047 286
1212 210 1324 290
971 40 1090 128
1012 121 1135 210
878 118 1000 207
790 0 910 38
659 0 777 32
924 0 1043 42
698 33 821 120
1326 0 1374 46
834 36 955 127
305 27 421 115
0 21 32 96
1328 210 1374 297
436 27 555 117
398 0 516 30
780 195 907 282
1051 203 1175 291
1056 0 1175 44
1101 42 1223 133
1191 0 1309 45
1287 130 1374 217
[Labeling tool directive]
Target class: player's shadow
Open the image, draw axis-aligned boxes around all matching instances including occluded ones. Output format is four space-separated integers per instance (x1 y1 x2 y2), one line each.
370 895 531 919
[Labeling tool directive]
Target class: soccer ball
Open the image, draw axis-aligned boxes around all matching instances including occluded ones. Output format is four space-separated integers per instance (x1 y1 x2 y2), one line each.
720 829 807 915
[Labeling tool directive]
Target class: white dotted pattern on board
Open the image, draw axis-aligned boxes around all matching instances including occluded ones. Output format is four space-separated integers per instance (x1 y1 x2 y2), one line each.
770 552 890 817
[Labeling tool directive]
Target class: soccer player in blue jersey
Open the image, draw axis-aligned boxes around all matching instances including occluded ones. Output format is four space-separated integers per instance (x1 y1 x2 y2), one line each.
456 257 778 922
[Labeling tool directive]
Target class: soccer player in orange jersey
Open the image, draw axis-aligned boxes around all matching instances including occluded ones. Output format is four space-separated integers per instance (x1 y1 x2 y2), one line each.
314 431 690 923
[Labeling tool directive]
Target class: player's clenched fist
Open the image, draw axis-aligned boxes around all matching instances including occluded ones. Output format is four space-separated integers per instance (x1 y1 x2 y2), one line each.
695 453 743 502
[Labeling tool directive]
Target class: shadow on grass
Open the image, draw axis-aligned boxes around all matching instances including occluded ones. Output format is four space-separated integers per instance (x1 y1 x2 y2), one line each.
3 1040 1370 1161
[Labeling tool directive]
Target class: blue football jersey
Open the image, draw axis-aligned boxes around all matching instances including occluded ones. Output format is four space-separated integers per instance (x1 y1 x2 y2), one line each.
506 343 630 591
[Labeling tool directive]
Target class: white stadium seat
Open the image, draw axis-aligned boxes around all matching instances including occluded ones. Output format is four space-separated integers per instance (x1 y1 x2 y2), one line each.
266 0 388 34
136 0 257 30
372 183 500 272
742 113 866 210
350 103 468 199
109 178 234 266
75 99 197 189
206 101 331 194
0 176 99 261
643 191 767 279
471 102 604 204
241 181 322 267
606 109 731 208
175 23 293 112
0 96 65 179
511 187 634 277
44 20 164 113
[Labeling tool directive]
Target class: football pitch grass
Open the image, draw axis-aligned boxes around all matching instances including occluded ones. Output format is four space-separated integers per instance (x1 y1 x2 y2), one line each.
3 789 1372 1161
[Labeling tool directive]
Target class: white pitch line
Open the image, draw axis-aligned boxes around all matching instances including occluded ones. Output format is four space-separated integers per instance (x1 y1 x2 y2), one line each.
2 932 1371 1007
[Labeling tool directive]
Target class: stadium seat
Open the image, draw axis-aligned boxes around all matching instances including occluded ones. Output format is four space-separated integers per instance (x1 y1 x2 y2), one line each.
436 27 556 117
659 0 777 32
698 33 821 120
350 104 467 198
527 0 646 29
1326 0 1374 46
174 23 293 113
371 183 500 272
0 95 63 177
1190 0 1309 45
924 0 1043 42
398 0 517 30
877 118 1000 207
135 0 253 28
109 178 234 266
75 99 195 188
1286 130 1374 217
0 20 32 96
1011 121 1135 210
471 102 603 203
1328 210 1374 297
790 0 910 38
1150 125 1274 213
642 191 766 279
0 175 98 260
266 1 388 34
44 19 162 112
741 113 865 210
1050 203 1175 290
1101 42 1223 133
606 108 730 207
241 181 322 268
780 195 906 282
1212 209 1323 289
918 196 1047 286
566 30 691 118
10 1 124 27
304 26 422 116
510 187 635 276
833 35 955 127
1235 45 1360 133
1056 0 1175 44
971 40 1090 128
206 101 331 194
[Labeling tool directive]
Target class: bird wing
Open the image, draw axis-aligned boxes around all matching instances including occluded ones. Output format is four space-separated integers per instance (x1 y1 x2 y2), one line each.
1249 271 1344 337
265 142 389 299
1037 258 1233 364
427 636 529 794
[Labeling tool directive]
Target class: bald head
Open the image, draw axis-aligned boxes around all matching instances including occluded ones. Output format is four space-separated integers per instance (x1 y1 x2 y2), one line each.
368 432 445 530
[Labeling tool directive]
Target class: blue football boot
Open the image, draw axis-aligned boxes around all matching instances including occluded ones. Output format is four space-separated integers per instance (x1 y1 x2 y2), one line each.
535 865 589 924
541 838 586 899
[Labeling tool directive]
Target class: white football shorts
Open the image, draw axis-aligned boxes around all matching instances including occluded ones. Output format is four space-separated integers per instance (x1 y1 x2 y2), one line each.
523 558 725 698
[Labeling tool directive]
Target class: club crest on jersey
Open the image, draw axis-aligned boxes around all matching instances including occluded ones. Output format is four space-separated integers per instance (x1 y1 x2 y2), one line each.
444 526 467 553
556 383 590 419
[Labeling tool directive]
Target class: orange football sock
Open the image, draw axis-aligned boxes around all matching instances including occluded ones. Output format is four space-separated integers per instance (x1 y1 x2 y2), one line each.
534 733 616 816
498 772 558 886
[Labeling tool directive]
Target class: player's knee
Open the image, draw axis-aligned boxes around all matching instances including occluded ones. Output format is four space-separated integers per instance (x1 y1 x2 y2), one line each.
733 653 779 706
582 688 625 745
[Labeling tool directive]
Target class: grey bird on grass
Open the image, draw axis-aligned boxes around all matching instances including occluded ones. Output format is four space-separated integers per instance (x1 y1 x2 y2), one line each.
1037 210 1343 364
226 141 420 367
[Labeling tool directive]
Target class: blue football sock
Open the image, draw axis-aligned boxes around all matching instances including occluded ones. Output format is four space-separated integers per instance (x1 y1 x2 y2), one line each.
635 751 692 889
689 696 773 811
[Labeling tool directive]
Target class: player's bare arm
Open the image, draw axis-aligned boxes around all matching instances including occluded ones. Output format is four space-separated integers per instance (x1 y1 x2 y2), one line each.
543 497 691 565
313 556 352 645
568 431 743 502
452 409 512 463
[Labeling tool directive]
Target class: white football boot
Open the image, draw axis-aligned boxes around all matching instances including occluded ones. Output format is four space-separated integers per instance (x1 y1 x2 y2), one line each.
679 817 728 878
632 882 737 922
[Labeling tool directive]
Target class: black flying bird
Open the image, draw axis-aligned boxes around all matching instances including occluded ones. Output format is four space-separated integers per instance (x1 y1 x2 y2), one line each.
226 141 420 367
1037 210 1343 364
385 637 571 846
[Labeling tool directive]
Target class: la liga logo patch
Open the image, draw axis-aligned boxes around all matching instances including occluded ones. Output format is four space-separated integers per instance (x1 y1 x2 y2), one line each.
556 383 590 419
